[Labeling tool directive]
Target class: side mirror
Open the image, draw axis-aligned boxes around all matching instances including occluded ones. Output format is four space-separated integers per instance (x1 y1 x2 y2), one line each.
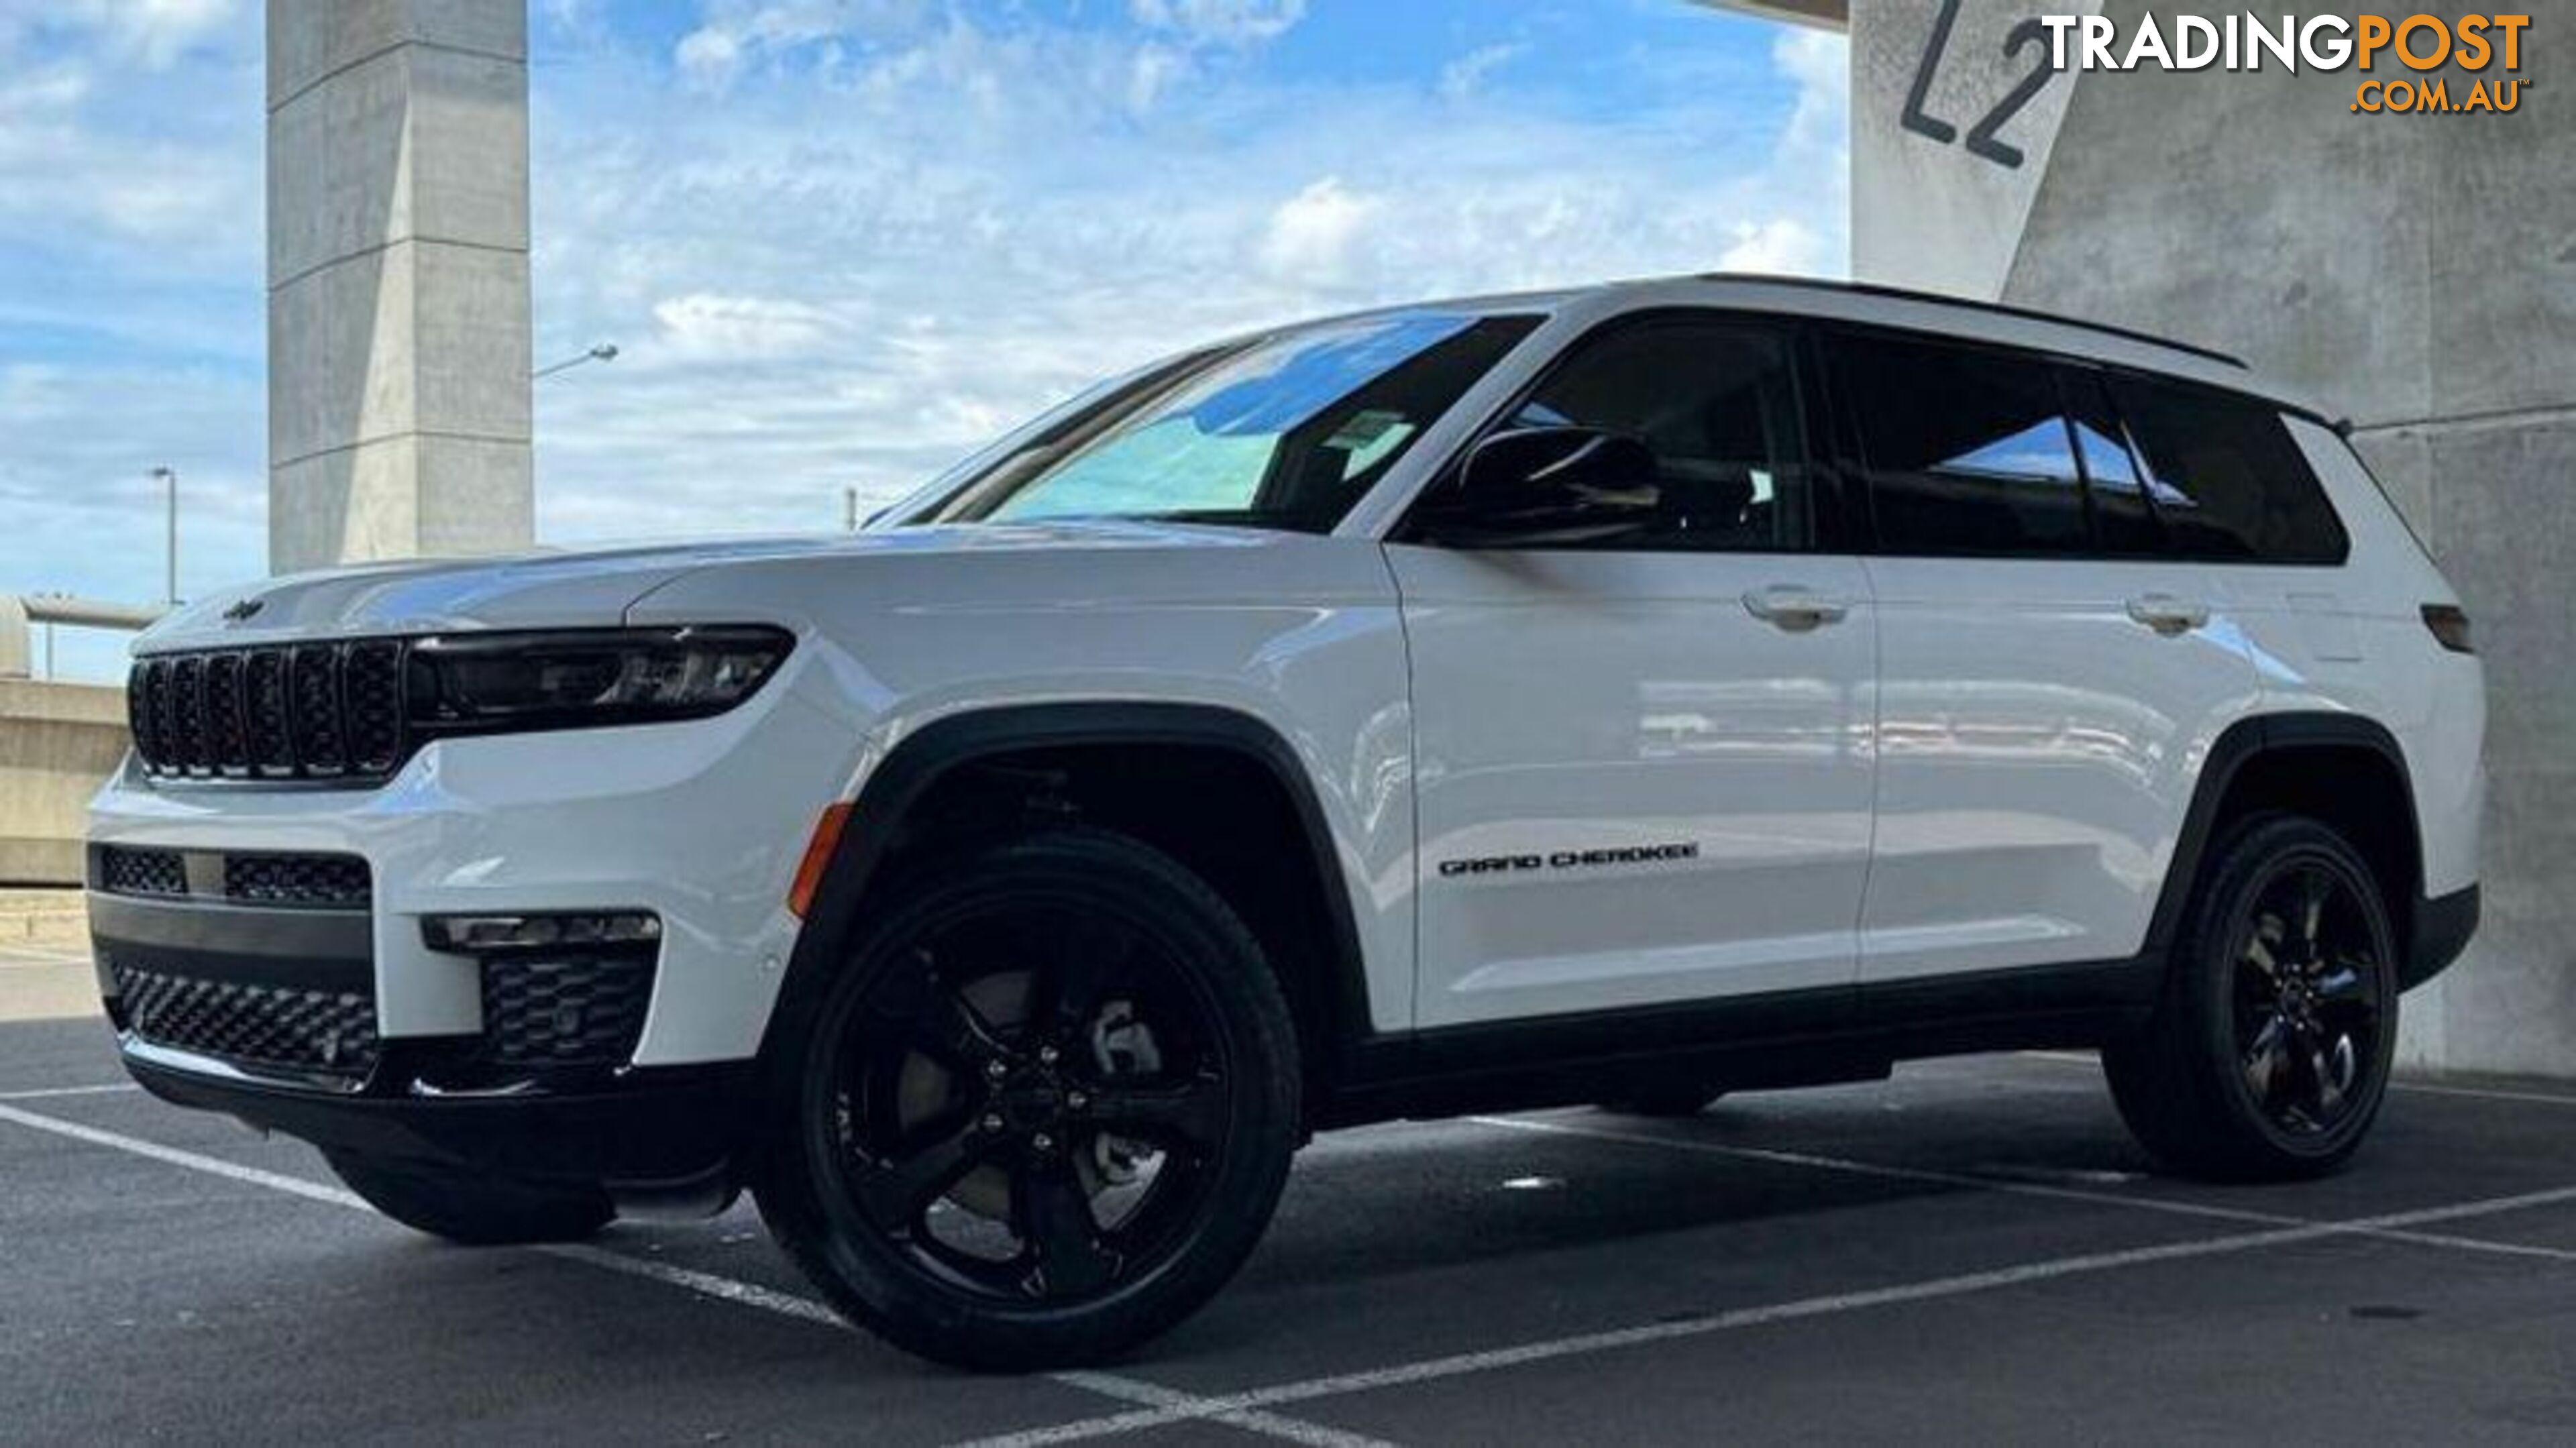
1420 427 1662 547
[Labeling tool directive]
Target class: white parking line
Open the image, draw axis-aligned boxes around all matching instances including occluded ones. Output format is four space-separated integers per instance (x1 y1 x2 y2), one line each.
2018 1050 2576 1109
0 1101 1398 1448
0 1083 140 1101
1051 1372 1404 1448
948 1180 2576 1447
1470 1114 2576 1265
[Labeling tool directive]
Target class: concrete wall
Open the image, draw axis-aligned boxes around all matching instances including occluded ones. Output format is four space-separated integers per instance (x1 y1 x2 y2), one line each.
1847 0 2571 1075
267 0 535 573
0 682 125 886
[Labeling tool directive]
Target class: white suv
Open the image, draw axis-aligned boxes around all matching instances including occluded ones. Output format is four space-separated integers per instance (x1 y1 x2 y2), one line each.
89 276 2483 1370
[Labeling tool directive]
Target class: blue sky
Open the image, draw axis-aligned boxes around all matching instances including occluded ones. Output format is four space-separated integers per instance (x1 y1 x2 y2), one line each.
0 0 1845 680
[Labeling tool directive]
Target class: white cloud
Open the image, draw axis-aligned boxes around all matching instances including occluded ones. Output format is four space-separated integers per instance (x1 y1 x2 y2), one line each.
673 0 940 91
1256 176 1377 284
1127 0 1307 49
3 0 239 70
1716 217 1825 275
1126 42 1187 117
1437 42 1528 103
674 26 744 89
650 293 842 361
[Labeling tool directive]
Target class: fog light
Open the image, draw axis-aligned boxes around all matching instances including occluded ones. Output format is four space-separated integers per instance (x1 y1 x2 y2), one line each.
423 911 661 954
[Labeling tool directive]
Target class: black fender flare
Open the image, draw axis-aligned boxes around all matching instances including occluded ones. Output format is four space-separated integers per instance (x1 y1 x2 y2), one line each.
2145 710 2431 970
763 702 1375 1074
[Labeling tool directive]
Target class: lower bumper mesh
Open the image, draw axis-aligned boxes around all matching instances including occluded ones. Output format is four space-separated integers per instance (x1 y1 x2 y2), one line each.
479 955 654 1069
111 960 380 1083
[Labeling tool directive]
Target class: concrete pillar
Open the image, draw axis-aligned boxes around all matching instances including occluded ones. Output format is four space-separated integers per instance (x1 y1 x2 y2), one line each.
266 0 533 574
1846 0 2574 1076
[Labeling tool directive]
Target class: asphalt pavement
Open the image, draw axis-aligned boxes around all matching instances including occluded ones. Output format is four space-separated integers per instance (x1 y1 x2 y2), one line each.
6 959 2576 1445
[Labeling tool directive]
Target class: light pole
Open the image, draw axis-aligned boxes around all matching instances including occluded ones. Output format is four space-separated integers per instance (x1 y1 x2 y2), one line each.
535 342 619 380
148 466 178 605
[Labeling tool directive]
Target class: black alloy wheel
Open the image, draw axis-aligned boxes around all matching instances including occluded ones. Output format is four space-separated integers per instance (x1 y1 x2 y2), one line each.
2104 814 2400 1181
2229 858 2386 1138
757 828 1299 1370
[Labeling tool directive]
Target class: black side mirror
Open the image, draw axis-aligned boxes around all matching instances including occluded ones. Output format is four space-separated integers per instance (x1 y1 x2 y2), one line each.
1419 427 1662 547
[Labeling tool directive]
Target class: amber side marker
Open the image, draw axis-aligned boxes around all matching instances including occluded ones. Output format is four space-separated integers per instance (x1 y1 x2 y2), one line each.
790 801 854 917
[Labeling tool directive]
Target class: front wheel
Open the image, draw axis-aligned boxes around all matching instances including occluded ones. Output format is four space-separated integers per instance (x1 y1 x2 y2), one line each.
2104 815 2399 1182
755 828 1301 1371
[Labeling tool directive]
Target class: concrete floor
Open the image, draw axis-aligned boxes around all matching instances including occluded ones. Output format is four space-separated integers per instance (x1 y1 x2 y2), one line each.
6 964 2576 1445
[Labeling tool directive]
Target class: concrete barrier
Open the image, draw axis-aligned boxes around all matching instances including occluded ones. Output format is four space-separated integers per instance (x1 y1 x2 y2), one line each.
0 681 127 887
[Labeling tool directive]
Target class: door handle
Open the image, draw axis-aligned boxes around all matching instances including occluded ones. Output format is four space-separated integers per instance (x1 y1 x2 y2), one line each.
1743 584 1851 632
2126 593 2210 636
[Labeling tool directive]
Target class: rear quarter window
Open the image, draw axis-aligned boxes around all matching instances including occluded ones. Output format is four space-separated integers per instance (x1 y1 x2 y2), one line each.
2107 376 2349 565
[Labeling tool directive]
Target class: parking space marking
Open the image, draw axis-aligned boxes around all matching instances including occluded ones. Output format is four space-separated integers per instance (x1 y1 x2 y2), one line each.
949 1180 2576 1447
1471 1114 2576 1265
2018 1051 2576 1109
0 1083 140 1101
1051 1373 1404 1448
0 1101 370 1208
2388 1080 2576 1108
0 1100 1398 1448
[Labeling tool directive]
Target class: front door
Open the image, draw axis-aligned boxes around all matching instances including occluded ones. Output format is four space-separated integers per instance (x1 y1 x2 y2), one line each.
1390 313 1878 1028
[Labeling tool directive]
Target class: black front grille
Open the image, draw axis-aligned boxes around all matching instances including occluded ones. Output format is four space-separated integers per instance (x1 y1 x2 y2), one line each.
97 847 186 898
112 960 379 1082
480 956 654 1068
129 641 409 784
224 854 372 909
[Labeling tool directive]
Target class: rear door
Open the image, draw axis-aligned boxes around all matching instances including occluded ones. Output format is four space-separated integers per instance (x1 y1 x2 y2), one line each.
1391 313 1878 1027
1822 329 2261 986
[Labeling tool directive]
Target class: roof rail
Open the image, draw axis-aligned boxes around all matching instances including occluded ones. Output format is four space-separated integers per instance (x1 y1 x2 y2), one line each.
1690 273 2251 371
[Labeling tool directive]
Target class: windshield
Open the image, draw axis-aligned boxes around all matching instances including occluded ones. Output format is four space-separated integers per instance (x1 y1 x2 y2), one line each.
930 312 1540 533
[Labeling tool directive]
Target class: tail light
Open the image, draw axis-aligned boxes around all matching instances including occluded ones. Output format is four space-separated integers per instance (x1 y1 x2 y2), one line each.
2422 604 2475 655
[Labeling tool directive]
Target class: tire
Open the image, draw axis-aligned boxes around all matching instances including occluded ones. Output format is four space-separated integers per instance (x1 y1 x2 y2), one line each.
754 827 1301 1372
1597 1087 1727 1118
2104 814 2400 1182
327 1153 614 1245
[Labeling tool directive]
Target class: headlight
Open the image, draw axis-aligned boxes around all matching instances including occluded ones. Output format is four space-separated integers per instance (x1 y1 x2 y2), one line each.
410 626 793 736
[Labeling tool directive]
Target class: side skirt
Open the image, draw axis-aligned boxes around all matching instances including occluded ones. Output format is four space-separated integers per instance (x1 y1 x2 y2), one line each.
1318 956 2160 1131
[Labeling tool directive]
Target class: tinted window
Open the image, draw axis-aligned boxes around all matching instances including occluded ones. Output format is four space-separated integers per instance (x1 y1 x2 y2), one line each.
1454 317 1810 551
2063 370 2163 557
1832 335 2088 555
967 313 1538 533
2108 376 2348 564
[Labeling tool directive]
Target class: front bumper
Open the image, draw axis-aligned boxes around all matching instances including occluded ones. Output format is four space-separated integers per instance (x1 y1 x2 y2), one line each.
90 875 757 1192
85 651 858 1067
125 1050 751 1193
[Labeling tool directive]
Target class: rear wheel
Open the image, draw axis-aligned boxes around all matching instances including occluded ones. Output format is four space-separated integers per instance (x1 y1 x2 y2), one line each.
755 828 1300 1371
327 1154 613 1245
2104 815 2398 1181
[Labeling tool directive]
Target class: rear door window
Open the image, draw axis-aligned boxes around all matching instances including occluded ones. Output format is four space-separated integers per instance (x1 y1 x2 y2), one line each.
2105 376 2349 564
1828 333 2088 556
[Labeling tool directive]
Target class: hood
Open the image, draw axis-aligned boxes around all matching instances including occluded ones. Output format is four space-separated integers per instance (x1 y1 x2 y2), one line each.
133 520 1283 655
